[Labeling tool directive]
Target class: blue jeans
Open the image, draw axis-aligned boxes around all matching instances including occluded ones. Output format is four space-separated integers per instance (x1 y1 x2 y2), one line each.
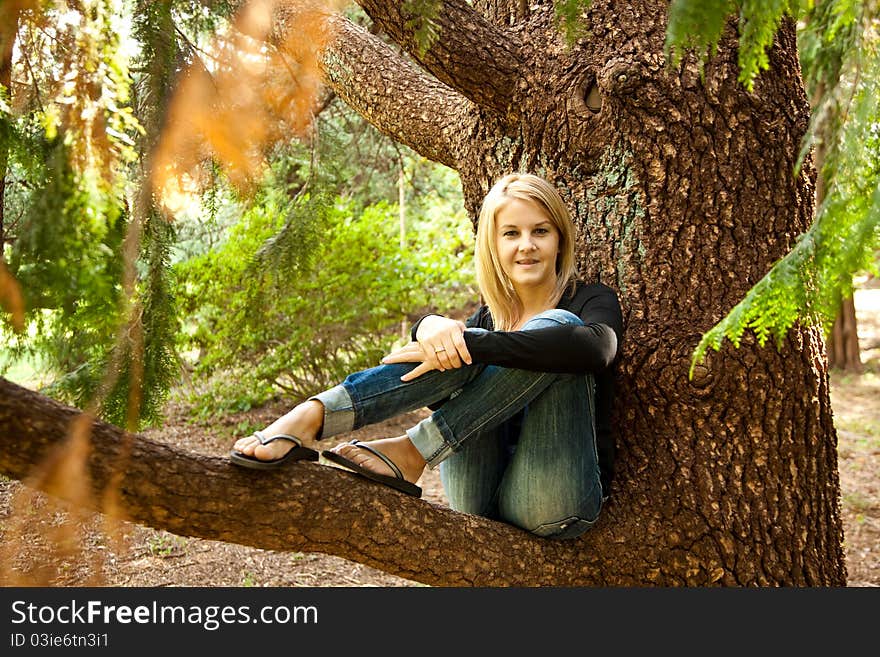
311 309 603 539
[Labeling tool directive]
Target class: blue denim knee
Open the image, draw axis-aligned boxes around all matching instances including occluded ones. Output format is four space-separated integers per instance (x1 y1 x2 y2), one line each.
521 308 585 330
514 487 604 540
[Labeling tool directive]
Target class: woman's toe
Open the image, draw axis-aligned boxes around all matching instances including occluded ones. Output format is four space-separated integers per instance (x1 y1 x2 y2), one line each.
233 435 258 454
336 444 393 477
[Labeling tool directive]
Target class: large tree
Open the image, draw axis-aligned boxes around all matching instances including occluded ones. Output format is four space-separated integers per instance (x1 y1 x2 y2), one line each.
0 0 846 585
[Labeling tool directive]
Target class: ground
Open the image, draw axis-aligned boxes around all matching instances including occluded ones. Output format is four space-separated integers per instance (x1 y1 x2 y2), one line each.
1 288 878 587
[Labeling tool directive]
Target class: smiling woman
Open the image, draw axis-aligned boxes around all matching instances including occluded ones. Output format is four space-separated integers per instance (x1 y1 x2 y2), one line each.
230 173 624 540
496 202 561 301
474 174 577 332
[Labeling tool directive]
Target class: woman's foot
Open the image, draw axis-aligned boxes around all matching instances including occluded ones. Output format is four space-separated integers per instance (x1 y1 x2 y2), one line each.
232 400 324 462
327 435 426 485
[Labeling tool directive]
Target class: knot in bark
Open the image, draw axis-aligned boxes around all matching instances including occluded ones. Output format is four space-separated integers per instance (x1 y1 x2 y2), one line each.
600 58 644 97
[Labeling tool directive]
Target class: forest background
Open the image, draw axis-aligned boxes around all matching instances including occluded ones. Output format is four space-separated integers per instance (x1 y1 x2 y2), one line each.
0 1 878 586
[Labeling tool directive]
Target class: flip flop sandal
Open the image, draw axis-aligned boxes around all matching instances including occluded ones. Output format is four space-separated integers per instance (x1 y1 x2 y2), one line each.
322 439 422 497
229 431 319 470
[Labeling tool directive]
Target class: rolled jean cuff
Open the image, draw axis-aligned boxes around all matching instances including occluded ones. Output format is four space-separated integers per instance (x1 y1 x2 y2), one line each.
406 413 455 469
309 384 355 439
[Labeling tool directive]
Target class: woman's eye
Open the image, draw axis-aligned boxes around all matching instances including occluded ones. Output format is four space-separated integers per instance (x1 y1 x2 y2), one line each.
503 231 518 237
534 228 548 235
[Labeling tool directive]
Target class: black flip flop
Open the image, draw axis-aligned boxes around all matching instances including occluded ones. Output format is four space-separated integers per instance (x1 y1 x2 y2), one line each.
229 431 319 470
322 440 422 497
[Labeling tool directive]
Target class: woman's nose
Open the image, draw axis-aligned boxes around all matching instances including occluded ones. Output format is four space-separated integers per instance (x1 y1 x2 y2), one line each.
518 235 536 251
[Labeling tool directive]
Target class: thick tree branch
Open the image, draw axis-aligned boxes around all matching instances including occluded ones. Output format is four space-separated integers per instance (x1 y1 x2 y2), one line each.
318 14 470 169
357 0 522 114
0 378 616 587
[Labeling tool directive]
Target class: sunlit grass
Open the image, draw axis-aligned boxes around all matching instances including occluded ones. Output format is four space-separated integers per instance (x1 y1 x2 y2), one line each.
843 491 875 514
1 352 53 390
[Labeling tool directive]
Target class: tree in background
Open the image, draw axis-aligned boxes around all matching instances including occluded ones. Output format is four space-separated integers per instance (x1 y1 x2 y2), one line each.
797 0 874 372
172 147 475 417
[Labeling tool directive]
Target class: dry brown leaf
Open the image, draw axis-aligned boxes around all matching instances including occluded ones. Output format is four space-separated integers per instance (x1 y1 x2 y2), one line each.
0 258 24 332
153 0 340 210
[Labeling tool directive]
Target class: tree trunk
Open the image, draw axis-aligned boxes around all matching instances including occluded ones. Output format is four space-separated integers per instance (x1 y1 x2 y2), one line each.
0 0 846 585
810 79 862 374
828 296 862 372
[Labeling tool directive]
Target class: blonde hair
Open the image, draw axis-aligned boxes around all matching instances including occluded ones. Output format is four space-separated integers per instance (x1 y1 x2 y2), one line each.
475 173 577 331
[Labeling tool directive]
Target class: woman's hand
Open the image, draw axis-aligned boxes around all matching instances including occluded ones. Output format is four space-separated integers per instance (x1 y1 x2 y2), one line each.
381 342 436 381
382 315 472 381
414 314 472 371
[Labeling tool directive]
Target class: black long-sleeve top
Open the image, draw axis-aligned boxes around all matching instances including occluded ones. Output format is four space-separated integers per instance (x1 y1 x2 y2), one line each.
412 281 624 496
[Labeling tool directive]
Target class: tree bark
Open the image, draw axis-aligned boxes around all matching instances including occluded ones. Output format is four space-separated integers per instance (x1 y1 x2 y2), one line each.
318 15 469 169
357 0 522 113
0 0 847 585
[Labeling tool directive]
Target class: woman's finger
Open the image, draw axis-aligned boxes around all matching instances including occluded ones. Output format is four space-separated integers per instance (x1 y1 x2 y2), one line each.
426 337 451 370
382 342 424 363
421 342 446 371
452 330 472 366
382 350 423 364
400 360 435 382
439 334 461 369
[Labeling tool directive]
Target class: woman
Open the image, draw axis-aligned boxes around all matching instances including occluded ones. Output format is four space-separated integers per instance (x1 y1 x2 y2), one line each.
230 173 623 539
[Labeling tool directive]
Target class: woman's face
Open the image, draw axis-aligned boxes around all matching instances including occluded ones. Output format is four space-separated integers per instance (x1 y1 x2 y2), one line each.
494 197 560 296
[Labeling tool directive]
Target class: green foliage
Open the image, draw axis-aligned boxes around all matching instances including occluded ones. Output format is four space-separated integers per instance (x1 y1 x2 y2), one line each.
665 0 735 69
1 127 178 427
132 0 180 139
0 0 198 428
798 0 859 95
174 166 475 417
160 92 474 417
734 0 793 89
23 0 143 185
403 0 442 56
2 134 128 404
554 0 592 45
666 0 807 89
146 532 187 557
96 213 179 427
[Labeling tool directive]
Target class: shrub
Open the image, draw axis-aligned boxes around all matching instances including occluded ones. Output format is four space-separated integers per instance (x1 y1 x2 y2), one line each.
174 187 476 416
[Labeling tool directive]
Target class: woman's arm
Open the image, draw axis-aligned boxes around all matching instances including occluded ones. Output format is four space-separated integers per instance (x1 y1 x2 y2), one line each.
463 284 623 374
463 322 618 374
395 285 622 378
